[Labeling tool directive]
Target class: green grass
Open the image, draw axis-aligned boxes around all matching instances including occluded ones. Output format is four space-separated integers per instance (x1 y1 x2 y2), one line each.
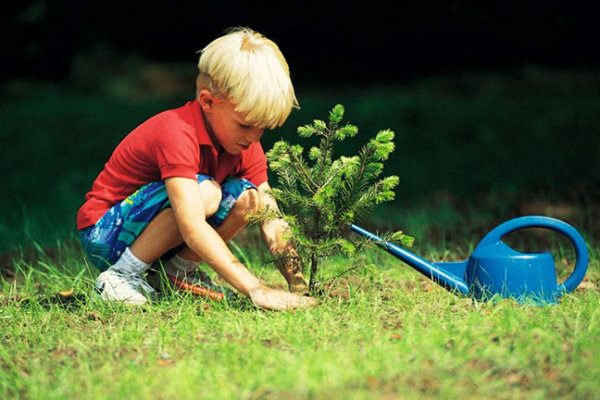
1 226 599 399
2 67 600 398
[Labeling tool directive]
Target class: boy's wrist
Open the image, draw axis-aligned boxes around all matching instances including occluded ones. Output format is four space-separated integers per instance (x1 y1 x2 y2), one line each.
274 256 308 293
274 255 303 277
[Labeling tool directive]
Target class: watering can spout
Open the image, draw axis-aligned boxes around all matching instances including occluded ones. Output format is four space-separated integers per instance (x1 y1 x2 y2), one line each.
350 224 469 294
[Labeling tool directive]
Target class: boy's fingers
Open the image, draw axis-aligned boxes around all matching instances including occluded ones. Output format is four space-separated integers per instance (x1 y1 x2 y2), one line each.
249 286 317 310
300 296 317 307
289 282 309 295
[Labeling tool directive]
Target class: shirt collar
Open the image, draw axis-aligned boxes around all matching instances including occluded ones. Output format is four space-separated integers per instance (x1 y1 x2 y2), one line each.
190 99 243 163
190 99 216 147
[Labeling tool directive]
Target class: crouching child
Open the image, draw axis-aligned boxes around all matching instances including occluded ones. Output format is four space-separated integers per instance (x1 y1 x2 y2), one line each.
77 27 315 310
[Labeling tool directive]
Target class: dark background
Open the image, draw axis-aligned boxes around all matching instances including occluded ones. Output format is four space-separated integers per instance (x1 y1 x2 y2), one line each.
3 1 600 84
2 1 600 251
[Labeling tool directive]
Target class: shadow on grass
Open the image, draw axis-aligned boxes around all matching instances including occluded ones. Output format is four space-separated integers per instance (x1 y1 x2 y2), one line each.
13 287 258 313
19 292 90 311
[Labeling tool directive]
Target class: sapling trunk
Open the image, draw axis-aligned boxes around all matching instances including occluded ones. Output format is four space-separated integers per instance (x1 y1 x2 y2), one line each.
309 254 318 292
309 207 321 291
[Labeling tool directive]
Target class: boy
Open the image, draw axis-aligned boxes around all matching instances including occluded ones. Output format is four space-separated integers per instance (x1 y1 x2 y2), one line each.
77 27 315 310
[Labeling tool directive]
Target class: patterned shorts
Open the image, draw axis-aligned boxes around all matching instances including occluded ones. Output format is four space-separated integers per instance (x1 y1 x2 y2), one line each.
78 175 256 270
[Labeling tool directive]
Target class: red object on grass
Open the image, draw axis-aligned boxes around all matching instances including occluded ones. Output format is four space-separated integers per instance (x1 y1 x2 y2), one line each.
167 274 225 301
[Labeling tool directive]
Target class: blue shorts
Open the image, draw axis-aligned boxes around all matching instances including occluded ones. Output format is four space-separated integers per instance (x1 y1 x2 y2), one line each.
78 175 256 270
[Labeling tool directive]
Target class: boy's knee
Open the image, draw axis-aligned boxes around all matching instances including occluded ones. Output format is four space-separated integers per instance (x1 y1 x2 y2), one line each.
232 188 259 217
199 180 222 216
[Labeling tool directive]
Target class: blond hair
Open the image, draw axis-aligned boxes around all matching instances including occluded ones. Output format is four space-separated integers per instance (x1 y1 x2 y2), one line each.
196 27 299 129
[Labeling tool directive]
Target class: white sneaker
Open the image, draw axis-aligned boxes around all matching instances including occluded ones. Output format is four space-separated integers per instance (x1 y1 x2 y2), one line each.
95 268 155 305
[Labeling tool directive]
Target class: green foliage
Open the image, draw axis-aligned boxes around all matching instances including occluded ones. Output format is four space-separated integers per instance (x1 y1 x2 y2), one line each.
265 104 411 290
3 71 600 253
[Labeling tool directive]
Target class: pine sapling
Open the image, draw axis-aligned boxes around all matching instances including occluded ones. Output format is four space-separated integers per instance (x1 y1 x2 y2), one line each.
260 104 412 292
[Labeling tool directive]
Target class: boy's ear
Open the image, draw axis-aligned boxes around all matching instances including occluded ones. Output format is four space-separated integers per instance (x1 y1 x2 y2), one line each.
198 89 217 111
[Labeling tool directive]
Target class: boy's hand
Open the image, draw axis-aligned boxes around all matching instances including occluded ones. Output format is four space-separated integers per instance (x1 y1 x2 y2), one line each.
248 285 316 311
274 257 309 295
289 281 309 295
258 182 311 294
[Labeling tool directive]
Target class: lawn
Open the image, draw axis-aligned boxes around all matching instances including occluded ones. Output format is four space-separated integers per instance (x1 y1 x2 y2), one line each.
1 223 599 399
1 68 600 399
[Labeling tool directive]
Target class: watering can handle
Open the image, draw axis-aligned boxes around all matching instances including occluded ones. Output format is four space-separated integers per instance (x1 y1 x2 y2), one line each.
477 216 589 294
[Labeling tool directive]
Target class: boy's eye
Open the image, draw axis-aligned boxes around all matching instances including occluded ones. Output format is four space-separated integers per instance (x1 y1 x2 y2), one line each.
238 123 253 129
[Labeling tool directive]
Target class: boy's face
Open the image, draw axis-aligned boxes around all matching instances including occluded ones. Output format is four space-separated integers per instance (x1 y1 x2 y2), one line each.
199 90 265 155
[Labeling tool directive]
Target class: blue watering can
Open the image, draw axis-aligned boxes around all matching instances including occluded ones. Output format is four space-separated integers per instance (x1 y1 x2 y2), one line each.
351 216 589 305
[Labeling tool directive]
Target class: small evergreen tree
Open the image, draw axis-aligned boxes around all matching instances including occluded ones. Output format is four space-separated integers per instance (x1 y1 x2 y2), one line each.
263 104 412 291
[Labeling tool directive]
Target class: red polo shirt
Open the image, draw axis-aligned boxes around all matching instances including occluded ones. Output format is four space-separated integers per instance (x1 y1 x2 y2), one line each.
77 100 268 229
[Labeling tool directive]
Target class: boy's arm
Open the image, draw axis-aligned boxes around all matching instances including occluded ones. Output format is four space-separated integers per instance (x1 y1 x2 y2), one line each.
165 177 314 309
257 182 309 294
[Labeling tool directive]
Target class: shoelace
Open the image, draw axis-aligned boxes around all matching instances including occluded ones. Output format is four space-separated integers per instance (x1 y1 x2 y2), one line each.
114 270 156 295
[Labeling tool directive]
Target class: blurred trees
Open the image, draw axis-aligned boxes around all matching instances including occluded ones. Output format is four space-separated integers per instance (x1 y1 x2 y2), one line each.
2 1 600 83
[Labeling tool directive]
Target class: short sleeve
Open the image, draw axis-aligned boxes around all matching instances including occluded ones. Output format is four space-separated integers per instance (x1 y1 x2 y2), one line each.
151 126 199 180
